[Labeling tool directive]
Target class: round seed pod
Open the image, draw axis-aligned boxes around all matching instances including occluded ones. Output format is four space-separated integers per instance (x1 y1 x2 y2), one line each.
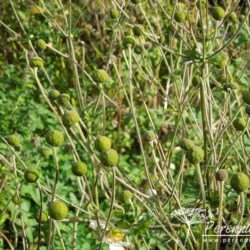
211 7 225 21
123 36 136 49
186 146 204 164
71 161 87 176
101 149 119 167
24 167 40 183
233 118 246 131
239 15 245 22
62 110 80 128
95 136 112 152
123 190 133 202
179 139 195 151
37 39 47 50
48 89 60 101
230 172 250 193
7 134 21 150
40 148 51 159
46 130 64 147
134 45 143 54
110 8 119 19
93 69 110 83
215 169 228 182
36 210 48 223
242 90 250 105
12 194 21 205
133 25 143 36
174 12 186 22
142 131 156 143
30 56 44 68
245 105 250 116
58 93 70 106
48 200 69 220
229 12 238 22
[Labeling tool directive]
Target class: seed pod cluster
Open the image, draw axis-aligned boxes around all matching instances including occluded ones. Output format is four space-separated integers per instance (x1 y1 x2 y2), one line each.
123 190 133 202
211 7 225 21
48 200 69 220
180 138 204 164
71 161 87 176
58 93 70 106
49 89 60 101
36 210 48 223
12 194 22 205
123 36 136 49
95 136 112 152
93 69 110 83
230 172 250 193
46 130 64 147
37 39 47 50
233 118 246 131
7 134 21 150
30 56 44 68
215 169 228 182
62 110 80 128
95 136 119 167
174 12 186 22
24 167 40 183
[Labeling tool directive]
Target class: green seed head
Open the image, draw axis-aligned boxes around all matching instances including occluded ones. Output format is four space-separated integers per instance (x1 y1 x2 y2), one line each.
62 110 80 128
245 105 250 116
242 90 250 105
40 148 51 159
30 56 44 68
24 167 40 183
134 45 143 54
46 130 64 147
71 161 87 176
101 149 119 167
123 36 136 49
186 146 204 164
133 25 144 36
7 134 21 150
179 139 195 151
231 172 250 193
123 190 133 202
95 136 112 152
12 194 21 205
215 169 228 182
239 15 245 22
110 8 120 19
233 118 246 131
36 210 48 223
37 39 47 50
212 7 225 21
48 200 69 220
143 131 156 143
93 69 110 83
174 12 186 22
58 93 70 106
229 12 238 23
48 89 60 101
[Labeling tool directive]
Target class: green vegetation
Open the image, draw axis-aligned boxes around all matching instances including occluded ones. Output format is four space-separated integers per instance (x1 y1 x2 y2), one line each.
0 0 249 249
